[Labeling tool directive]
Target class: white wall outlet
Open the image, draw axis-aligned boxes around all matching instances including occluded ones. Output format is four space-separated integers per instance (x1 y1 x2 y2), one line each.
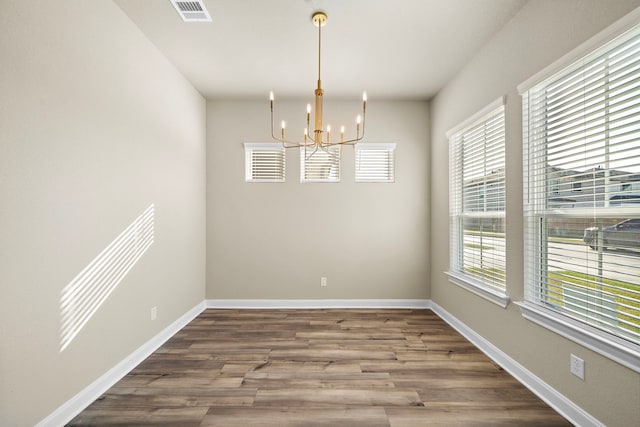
320 276 327 287
570 354 584 380
151 306 157 320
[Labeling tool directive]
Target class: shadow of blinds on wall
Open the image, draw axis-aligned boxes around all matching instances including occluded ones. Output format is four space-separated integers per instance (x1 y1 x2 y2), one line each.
59 204 155 352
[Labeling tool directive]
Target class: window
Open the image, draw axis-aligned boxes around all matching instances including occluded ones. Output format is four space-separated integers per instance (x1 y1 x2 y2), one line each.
520 21 640 369
244 143 285 182
300 146 340 183
447 97 507 306
355 143 396 182
572 182 582 192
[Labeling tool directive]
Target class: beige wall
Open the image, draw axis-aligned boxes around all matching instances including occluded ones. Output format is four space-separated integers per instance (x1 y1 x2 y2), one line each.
5 0 639 425
206 99 429 300
429 1 640 426
0 1 206 425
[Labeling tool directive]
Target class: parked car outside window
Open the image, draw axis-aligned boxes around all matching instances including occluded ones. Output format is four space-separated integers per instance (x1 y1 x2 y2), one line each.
583 219 640 250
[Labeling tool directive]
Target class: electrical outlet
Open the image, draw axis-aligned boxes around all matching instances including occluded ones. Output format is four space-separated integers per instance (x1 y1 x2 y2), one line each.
570 354 584 380
320 276 327 287
151 306 157 321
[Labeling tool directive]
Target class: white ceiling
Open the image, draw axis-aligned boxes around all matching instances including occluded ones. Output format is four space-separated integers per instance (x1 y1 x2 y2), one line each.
115 0 528 100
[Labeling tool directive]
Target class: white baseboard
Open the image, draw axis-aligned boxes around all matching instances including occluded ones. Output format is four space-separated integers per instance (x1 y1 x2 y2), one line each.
36 301 206 427
430 301 603 427
205 299 431 309
40 299 595 427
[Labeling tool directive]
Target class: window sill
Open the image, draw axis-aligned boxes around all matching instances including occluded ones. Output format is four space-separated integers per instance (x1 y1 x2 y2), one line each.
446 271 510 308
515 301 640 373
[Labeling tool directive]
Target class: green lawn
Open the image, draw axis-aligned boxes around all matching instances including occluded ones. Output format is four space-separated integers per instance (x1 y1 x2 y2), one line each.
548 236 582 245
464 243 495 250
459 265 639 337
547 271 640 336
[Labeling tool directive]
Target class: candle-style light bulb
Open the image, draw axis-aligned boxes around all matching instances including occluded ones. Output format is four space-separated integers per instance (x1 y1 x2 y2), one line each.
340 125 345 142
327 125 331 142
307 104 311 114
356 115 361 125
270 91 274 101
281 120 286 130
304 127 308 143
362 92 367 115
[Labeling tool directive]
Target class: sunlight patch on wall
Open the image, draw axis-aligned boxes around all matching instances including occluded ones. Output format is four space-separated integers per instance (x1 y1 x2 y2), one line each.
59 204 155 352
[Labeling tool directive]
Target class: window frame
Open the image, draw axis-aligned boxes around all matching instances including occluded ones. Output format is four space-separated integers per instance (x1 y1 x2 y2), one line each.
518 12 640 372
446 96 509 308
355 142 396 183
243 142 286 183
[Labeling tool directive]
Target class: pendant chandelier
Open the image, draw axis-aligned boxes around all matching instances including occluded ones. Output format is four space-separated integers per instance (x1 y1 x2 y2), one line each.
270 11 367 156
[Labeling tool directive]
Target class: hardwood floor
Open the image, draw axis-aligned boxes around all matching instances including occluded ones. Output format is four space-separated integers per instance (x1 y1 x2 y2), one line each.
68 309 572 426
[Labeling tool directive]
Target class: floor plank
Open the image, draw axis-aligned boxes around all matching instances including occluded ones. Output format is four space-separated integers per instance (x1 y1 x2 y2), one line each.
68 309 571 426
201 407 390 427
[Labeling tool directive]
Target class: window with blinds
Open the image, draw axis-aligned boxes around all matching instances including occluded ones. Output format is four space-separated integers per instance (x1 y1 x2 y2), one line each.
244 143 285 182
355 143 396 182
448 98 507 302
521 23 640 355
300 146 340 183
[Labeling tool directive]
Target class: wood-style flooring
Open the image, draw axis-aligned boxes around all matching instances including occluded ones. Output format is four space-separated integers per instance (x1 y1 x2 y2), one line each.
68 309 572 426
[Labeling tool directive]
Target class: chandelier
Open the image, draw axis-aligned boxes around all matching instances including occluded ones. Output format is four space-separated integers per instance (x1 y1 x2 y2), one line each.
270 11 367 156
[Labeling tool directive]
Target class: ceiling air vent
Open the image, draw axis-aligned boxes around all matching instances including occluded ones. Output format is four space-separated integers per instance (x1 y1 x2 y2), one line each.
170 0 212 22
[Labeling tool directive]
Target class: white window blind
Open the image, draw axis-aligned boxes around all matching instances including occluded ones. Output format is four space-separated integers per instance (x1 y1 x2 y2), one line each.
300 146 340 183
244 143 285 182
521 24 640 351
355 143 396 182
448 99 506 297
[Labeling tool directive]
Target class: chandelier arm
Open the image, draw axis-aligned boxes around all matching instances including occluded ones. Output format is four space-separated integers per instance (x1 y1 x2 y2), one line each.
324 136 361 146
305 146 320 161
271 100 312 147
271 129 309 148
318 144 340 160
324 109 366 146
325 140 355 146
305 145 338 161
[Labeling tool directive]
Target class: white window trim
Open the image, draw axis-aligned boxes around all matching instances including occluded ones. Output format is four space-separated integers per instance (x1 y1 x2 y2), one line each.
446 271 510 308
446 96 506 140
517 8 640 369
516 301 640 373
355 142 396 183
243 142 285 183
447 96 509 307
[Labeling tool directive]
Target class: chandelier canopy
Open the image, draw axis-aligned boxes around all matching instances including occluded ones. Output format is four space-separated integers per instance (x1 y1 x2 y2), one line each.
270 11 367 156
